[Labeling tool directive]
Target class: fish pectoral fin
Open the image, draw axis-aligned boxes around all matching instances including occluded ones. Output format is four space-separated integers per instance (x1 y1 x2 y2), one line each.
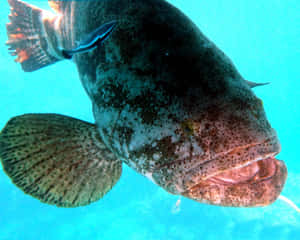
6 0 65 72
0 114 122 208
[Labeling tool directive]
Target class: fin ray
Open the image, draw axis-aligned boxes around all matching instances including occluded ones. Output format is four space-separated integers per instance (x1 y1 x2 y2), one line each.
0 114 122 207
48 0 65 14
6 0 63 72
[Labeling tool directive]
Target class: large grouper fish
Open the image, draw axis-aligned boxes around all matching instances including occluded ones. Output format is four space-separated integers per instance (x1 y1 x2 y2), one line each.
1 0 287 208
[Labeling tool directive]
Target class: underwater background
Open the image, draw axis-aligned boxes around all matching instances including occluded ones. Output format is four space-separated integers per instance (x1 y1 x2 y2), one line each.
0 0 299 239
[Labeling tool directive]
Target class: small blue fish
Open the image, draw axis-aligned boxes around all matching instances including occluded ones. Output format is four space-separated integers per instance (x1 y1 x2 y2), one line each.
61 20 117 59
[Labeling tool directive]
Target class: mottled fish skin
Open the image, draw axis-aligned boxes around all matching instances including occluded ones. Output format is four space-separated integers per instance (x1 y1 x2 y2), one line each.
56 0 286 206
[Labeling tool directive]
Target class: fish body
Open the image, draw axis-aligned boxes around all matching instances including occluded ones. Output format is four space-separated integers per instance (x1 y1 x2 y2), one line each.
1 0 287 207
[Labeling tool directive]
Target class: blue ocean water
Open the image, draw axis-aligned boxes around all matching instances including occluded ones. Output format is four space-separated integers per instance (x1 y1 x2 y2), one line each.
0 0 299 239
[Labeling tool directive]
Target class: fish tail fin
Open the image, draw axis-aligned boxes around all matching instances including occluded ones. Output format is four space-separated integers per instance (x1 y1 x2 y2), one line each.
6 0 65 72
0 114 122 207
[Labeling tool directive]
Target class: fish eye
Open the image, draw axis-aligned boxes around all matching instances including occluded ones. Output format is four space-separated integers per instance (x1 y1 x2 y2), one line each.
181 120 194 135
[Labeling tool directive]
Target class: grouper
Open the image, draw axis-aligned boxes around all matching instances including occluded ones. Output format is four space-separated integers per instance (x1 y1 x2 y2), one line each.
1 0 288 208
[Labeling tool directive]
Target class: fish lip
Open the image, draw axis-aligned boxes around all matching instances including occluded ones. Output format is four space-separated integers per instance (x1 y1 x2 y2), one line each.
200 151 280 182
179 132 287 207
151 135 284 200
182 154 280 197
154 135 280 175
182 157 287 207
182 135 281 182
189 153 279 188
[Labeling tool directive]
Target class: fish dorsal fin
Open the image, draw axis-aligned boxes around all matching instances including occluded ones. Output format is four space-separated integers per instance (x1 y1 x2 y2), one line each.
245 80 270 88
48 0 63 13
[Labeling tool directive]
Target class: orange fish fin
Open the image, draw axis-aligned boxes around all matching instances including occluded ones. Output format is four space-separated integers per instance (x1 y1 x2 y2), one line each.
6 0 64 72
48 0 64 13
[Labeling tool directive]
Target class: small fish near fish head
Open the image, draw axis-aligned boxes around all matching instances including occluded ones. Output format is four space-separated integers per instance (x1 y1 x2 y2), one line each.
72 0 287 207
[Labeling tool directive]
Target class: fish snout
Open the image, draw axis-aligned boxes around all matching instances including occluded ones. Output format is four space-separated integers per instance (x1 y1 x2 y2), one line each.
152 133 287 207
182 157 287 207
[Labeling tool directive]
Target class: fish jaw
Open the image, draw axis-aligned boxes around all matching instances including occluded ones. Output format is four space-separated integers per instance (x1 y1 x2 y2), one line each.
182 157 287 207
153 136 287 207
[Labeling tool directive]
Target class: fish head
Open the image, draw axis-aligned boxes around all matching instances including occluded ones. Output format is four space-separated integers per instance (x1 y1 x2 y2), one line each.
151 78 287 207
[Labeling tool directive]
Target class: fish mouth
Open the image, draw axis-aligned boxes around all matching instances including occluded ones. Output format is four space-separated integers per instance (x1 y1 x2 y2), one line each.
181 137 287 207
204 156 278 186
